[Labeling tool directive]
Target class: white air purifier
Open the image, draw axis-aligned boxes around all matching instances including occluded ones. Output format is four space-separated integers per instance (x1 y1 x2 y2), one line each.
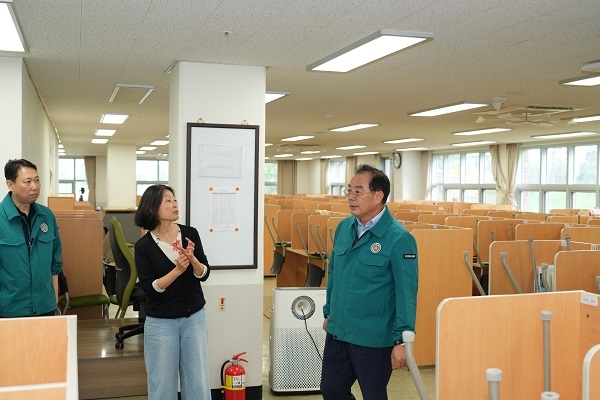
269 287 326 393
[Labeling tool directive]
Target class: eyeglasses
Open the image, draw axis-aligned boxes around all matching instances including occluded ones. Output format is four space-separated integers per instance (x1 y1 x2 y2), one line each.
343 189 375 198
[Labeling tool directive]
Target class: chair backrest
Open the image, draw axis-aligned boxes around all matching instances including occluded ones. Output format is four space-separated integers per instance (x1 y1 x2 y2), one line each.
108 217 137 311
103 262 117 297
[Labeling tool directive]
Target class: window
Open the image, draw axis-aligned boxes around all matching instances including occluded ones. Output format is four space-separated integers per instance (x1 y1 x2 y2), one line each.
516 143 599 212
264 162 277 194
327 159 346 195
59 158 88 200
431 151 494 202
136 159 169 195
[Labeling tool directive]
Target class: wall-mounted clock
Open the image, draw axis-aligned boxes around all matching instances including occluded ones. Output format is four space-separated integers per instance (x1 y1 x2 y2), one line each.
393 152 402 169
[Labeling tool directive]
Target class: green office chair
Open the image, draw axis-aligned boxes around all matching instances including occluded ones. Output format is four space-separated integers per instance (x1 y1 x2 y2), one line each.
57 271 110 318
108 217 146 350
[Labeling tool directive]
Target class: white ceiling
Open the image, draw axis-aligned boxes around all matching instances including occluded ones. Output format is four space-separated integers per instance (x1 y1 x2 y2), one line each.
4 0 600 160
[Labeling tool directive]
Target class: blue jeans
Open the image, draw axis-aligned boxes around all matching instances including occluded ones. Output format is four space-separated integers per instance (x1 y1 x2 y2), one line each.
144 308 211 400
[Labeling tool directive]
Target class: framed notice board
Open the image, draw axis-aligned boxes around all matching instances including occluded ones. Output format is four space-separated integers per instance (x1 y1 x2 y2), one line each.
186 123 259 269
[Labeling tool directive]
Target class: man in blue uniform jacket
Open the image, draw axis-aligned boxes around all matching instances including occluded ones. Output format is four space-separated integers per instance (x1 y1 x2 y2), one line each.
321 164 418 400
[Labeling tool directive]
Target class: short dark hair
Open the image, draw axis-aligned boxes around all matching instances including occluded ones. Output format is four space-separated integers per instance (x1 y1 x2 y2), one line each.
5 159 37 182
134 184 175 231
355 164 390 204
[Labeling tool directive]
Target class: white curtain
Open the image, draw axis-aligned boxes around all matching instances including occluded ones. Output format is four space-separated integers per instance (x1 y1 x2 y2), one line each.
345 156 357 184
84 156 96 207
420 151 432 200
490 143 520 205
319 159 328 194
277 160 297 195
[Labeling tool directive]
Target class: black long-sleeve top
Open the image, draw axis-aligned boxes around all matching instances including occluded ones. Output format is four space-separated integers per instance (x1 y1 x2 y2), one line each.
135 224 210 318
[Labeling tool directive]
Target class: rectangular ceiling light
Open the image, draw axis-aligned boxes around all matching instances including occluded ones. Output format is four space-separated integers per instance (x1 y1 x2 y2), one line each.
354 151 379 156
139 146 157 151
100 113 129 124
273 154 293 158
109 84 154 104
452 127 511 136
532 131 597 139
295 158 314 161
308 29 433 72
0 1 26 52
266 91 289 103
559 72 600 87
409 101 488 117
397 147 429 151
301 150 321 154
91 138 108 144
571 115 600 123
330 123 379 132
136 151 146 155
451 140 496 147
150 140 169 146
336 145 366 150
321 155 342 159
95 129 116 137
281 135 314 142
383 138 423 144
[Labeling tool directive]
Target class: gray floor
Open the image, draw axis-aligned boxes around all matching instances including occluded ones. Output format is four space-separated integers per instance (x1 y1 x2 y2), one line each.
103 277 436 399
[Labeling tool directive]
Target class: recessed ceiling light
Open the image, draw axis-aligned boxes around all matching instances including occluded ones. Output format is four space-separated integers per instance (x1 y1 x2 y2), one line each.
307 29 433 73
532 131 597 139
296 158 313 161
281 135 314 142
109 84 154 104
150 140 169 146
452 127 511 136
273 154 293 158
409 101 488 117
330 123 379 132
0 2 26 52
397 147 429 151
383 138 424 144
139 146 157 151
451 140 496 147
91 138 108 144
95 129 116 136
559 72 600 87
265 91 289 103
570 115 600 123
100 113 129 124
353 151 379 155
265 143 273 147
321 155 342 159
58 144 64 149
336 145 366 150
136 151 146 155
300 150 321 154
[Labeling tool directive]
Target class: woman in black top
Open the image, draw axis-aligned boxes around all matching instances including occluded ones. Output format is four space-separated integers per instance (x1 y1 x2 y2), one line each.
134 184 211 400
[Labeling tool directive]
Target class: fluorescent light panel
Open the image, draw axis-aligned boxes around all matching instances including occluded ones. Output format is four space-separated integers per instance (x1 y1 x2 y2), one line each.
265 91 289 103
308 29 433 73
301 150 321 154
136 151 146 155
0 2 26 52
91 138 108 144
330 123 379 132
321 155 342 159
150 140 169 146
452 127 511 136
100 113 129 124
336 145 366 150
273 154 293 158
383 138 423 144
451 140 496 147
409 101 488 117
265 143 273 147
95 129 116 137
571 115 600 123
532 131 597 139
397 147 429 151
139 146 156 151
354 151 379 156
295 158 313 161
559 72 600 87
281 135 314 142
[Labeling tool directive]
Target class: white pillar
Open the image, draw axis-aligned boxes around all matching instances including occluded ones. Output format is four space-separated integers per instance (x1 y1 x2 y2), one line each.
106 143 137 208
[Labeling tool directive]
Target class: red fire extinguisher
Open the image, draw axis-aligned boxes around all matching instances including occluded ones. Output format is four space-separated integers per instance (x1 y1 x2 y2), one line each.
221 352 248 400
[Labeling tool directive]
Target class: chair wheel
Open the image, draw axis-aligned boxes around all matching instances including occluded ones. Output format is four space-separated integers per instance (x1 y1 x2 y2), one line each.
115 341 124 350
115 332 123 340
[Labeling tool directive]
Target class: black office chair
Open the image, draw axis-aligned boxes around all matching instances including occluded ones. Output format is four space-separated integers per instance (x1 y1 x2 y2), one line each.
109 217 146 350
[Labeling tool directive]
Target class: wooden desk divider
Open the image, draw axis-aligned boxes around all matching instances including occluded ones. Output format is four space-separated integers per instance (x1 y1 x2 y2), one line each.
554 250 600 293
275 211 318 287
418 213 456 225
264 204 282 275
437 291 600 399
394 211 423 222
515 212 553 221
514 222 565 241
488 240 599 295
476 219 523 265
0 315 78 399
561 226 600 245
48 194 76 211
407 227 473 365
583 344 600 399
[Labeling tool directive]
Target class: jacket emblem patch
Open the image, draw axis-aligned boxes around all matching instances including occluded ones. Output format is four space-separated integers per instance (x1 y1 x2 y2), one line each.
40 223 48 233
370 243 381 253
